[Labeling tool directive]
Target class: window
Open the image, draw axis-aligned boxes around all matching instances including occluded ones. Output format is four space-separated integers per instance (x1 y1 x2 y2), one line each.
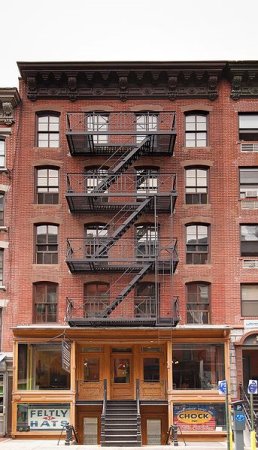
0 250 3 285
35 224 58 264
136 113 158 143
135 282 156 317
87 113 109 144
241 225 258 256
0 138 6 168
185 167 208 204
84 282 109 317
37 113 60 147
185 112 207 147
239 114 258 141
17 402 70 431
186 282 210 324
136 224 157 257
136 167 159 197
241 284 258 316
33 282 57 323
173 343 224 390
84 223 108 257
85 166 108 198
0 194 4 226
83 358 100 382
18 343 70 390
36 167 59 204
240 168 258 198
186 224 209 264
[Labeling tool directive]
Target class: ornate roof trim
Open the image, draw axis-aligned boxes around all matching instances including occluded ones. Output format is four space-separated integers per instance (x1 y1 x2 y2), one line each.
0 88 21 125
17 61 258 101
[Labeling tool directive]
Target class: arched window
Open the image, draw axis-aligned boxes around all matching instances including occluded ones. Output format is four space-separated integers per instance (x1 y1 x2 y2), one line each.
136 223 158 257
186 224 209 264
86 112 109 144
84 223 108 257
33 282 58 323
135 112 158 143
185 112 208 147
135 166 159 197
36 112 60 147
186 282 210 324
84 282 110 317
185 167 208 204
35 224 58 264
135 282 156 318
84 166 109 198
0 138 6 168
35 166 59 204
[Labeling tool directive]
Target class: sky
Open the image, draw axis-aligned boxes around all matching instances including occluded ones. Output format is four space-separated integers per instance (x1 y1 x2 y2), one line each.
2 0 258 87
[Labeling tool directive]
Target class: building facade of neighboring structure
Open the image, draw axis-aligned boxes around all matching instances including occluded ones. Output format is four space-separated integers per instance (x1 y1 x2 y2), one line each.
0 88 20 436
3 61 258 444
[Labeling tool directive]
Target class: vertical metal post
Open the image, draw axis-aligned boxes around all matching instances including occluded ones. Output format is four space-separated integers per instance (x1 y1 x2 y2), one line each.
250 393 256 450
225 381 233 450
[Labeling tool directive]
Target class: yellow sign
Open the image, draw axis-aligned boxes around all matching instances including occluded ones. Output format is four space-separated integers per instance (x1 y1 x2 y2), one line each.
177 409 213 424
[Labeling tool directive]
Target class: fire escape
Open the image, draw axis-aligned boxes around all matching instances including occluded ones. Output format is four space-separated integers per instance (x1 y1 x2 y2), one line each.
65 111 179 327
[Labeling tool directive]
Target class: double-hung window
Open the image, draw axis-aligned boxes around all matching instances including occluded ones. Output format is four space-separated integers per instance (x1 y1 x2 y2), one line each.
35 224 58 264
136 113 158 144
239 114 258 141
185 112 208 147
185 167 208 204
0 139 6 168
87 113 109 144
36 167 59 204
34 282 57 323
239 168 258 198
241 284 258 316
186 282 210 324
0 250 3 285
186 224 209 264
240 225 258 256
37 113 60 147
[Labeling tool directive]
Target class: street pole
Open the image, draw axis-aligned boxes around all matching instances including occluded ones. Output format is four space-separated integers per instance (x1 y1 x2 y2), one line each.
250 392 256 450
225 381 233 450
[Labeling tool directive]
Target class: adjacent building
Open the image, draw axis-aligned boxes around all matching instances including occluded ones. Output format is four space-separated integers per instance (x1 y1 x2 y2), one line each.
1 61 258 444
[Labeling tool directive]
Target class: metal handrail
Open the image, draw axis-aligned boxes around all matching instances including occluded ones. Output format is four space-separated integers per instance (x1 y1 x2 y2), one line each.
101 379 107 445
136 379 141 444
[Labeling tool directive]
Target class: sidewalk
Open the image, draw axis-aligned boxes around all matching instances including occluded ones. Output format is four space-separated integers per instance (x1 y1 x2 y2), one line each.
0 439 245 450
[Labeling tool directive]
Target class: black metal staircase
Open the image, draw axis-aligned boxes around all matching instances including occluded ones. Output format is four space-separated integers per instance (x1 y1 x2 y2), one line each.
92 137 151 194
101 263 152 317
102 401 141 447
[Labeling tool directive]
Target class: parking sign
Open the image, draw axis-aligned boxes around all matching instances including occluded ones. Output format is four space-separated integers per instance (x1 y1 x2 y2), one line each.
248 379 258 394
218 380 227 395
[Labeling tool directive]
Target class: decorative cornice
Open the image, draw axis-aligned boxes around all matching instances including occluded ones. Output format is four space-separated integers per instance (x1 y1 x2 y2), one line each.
17 61 226 101
17 61 258 101
0 88 21 125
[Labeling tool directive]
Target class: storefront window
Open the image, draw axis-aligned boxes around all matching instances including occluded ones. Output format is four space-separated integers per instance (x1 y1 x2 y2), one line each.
17 403 70 431
17 343 70 390
173 403 226 431
172 343 224 390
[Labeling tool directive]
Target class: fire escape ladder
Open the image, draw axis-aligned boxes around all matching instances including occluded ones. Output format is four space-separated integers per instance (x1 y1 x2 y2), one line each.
92 136 151 193
95 197 151 256
101 263 152 317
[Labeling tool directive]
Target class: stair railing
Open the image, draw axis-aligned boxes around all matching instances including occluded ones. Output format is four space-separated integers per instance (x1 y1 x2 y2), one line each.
101 379 107 446
239 383 255 430
136 379 142 445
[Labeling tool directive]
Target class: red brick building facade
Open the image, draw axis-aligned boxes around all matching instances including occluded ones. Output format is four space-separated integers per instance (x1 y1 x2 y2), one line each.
2 61 258 443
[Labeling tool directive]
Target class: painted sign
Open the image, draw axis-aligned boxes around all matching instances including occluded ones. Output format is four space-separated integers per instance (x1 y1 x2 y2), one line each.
174 405 216 431
28 407 70 430
62 340 71 373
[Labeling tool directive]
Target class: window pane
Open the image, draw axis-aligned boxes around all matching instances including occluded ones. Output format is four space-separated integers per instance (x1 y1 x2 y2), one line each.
239 115 258 129
143 358 160 382
84 358 100 382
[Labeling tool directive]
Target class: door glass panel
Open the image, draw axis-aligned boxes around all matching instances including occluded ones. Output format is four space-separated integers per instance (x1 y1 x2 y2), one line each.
83 358 99 382
113 358 130 383
83 417 98 444
143 358 160 382
147 419 161 444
